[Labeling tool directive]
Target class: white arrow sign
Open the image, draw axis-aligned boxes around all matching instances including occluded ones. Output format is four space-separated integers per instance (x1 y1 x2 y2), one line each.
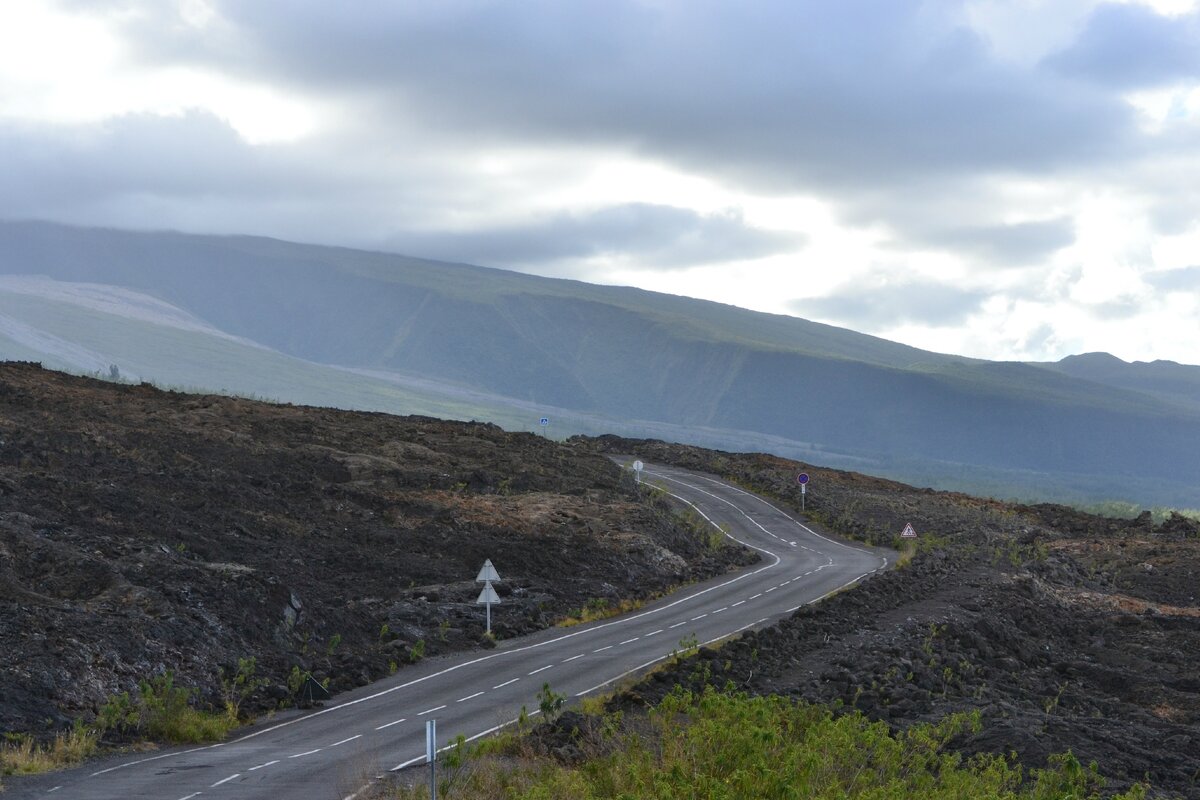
476 559 500 583
476 583 501 605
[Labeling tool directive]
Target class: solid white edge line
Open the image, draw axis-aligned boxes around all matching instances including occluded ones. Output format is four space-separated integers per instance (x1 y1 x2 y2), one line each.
388 710 543 771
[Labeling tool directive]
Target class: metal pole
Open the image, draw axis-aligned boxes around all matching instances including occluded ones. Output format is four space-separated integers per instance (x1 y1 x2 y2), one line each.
486 598 491 634
427 719 437 800
801 484 806 512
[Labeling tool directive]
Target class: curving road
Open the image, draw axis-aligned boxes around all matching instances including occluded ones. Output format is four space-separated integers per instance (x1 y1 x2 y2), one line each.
8 462 892 800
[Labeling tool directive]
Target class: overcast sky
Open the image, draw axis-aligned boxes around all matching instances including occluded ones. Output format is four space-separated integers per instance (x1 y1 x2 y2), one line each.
2 1 1199 364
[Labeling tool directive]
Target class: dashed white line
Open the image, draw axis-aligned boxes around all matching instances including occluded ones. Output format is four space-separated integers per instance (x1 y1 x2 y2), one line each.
750 593 763 599
619 637 639 645
248 759 279 771
178 794 202 800
562 653 585 663
418 705 446 716
765 586 777 593
644 629 664 637
592 645 613 653
669 621 688 629
731 600 746 607
712 607 728 614
528 664 554 675
289 749 321 759
211 773 240 787
457 691 485 702
691 614 707 621
493 678 519 689
376 718 406 730
47 788 61 794
330 735 362 747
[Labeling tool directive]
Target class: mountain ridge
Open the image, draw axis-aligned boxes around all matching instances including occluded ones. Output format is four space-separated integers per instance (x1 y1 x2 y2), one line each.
2 219 1198 507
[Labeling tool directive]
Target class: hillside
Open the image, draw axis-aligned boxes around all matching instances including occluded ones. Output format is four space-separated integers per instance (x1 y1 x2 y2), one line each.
0 363 751 735
3 220 1200 508
574 436 1200 798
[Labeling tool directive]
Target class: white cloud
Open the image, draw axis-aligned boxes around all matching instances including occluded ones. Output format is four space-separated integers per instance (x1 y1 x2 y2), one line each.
1 1 1199 365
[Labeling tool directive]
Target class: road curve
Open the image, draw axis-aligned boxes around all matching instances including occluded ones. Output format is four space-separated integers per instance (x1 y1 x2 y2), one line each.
8 462 892 800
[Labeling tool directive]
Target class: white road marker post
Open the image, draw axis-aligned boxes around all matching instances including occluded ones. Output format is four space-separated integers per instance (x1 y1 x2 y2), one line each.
426 718 437 800
475 559 502 635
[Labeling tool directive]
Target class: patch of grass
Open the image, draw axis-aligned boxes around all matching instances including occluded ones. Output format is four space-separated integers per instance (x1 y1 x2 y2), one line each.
378 686 1148 799
98 672 237 744
558 596 647 627
0 724 100 778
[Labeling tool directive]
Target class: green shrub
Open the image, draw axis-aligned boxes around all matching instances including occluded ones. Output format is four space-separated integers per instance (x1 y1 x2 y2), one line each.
98 673 235 744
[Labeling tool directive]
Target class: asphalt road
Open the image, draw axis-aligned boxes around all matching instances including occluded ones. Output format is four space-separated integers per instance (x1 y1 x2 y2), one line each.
9 462 891 800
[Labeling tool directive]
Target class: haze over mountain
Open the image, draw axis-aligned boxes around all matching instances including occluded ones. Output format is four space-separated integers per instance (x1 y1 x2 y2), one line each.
3 219 1198 508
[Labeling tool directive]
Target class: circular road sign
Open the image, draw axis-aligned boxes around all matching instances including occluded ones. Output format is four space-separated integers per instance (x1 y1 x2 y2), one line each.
797 472 810 485
633 460 644 471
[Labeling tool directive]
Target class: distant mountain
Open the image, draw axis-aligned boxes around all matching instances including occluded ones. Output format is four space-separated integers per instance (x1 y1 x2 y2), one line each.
1036 352 1200 411
2 219 1199 507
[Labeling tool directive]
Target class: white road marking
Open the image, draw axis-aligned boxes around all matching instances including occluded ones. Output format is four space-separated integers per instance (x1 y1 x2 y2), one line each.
528 664 554 675
644 629 664 637
376 718 406 730
493 678 519 689
669 621 688 629
248 759 279 771
575 654 669 697
592 645 613 653
47 788 61 794
765 586 777 593
457 691 485 702
178 794 202 800
417 705 446 715
289 749 321 759
732 600 746 607
750 593 763 599
389 710 544 771
619 637 639 645
562 653 585 663
712 607 728 614
211 773 240 787
330 735 362 747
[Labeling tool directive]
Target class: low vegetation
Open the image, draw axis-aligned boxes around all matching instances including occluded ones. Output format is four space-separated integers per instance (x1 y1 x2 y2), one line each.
382 687 1146 799
1 671 246 784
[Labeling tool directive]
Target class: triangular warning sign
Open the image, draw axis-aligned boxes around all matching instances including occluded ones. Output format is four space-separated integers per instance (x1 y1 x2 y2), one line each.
477 583 501 605
476 559 501 583
900 522 917 538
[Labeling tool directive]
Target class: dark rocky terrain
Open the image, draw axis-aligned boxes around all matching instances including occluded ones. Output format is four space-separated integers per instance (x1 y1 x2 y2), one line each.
0 364 751 735
582 436 1200 798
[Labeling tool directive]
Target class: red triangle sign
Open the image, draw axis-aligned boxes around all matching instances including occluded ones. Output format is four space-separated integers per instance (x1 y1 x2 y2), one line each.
901 522 917 538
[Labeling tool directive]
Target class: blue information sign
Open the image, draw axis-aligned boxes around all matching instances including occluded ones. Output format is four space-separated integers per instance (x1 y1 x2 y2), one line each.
797 473 809 485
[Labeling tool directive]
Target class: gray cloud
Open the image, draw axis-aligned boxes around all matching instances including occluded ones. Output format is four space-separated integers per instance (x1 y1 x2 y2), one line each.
790 281 989 329
1146 265 1200 291
908 218 1075 267
94 1 1137 193
1045 4 1200 90
381 204 802 269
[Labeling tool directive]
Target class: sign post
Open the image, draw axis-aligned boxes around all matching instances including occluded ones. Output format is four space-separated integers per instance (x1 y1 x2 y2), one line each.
426 718 437 800
538 417 549 436
633 460 644 484
797 473 809 511
475 559 502 635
